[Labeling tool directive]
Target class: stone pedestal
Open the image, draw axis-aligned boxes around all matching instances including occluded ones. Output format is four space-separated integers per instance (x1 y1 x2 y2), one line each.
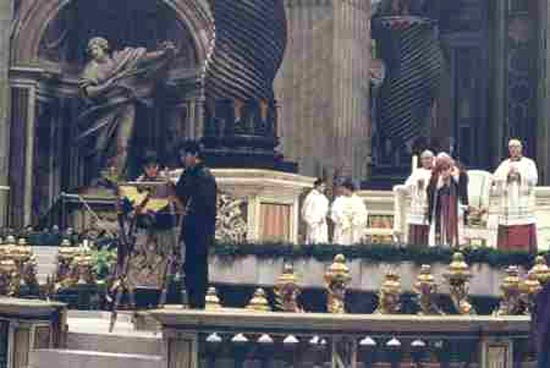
170 168 314 244
0 298 67 368
63 169 314 244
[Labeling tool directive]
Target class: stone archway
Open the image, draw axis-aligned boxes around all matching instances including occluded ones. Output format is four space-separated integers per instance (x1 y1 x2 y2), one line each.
7 0 215 227
10 0 214 66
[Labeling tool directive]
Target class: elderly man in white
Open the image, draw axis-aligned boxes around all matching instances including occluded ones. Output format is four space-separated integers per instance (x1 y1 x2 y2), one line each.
493 139 538 252
301 178 330 244
400 150 435 245
330 179 369 245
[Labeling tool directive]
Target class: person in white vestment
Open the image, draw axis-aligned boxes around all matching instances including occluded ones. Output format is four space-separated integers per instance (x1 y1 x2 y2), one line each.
402 150 434 245
493 139 538 252
301 179 329 244
330 179 369 245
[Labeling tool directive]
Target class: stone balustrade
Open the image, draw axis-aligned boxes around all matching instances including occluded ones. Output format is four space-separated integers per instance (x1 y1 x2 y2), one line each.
0 297 67 368
150 308 532 368
209 254 523 298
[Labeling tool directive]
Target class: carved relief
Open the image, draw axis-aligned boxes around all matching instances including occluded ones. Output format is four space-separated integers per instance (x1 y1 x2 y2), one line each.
215 191 247 243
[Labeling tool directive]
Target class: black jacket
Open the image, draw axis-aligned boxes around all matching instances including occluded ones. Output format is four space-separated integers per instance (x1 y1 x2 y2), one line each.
175 163 217 229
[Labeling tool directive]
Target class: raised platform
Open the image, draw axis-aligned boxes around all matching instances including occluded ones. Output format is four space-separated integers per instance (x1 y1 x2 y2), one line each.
151 308 532 368
0 297 536 368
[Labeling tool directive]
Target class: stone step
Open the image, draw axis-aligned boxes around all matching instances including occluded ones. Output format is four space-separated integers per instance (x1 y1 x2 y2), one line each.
28 349 163 368
65 310 162 355
66 331 162 356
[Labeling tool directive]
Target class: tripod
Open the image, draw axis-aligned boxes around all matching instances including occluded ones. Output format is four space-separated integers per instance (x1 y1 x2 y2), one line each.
108 207 138 332
109 194 187 332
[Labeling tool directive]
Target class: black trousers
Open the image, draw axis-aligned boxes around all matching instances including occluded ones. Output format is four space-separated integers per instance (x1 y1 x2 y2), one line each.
182 218 213 309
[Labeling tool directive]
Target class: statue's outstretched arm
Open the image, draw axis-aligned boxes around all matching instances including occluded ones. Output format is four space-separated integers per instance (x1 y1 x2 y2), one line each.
143 41 177 62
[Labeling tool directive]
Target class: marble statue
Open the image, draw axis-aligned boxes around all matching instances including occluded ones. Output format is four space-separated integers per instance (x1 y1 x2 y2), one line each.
77 37 176 181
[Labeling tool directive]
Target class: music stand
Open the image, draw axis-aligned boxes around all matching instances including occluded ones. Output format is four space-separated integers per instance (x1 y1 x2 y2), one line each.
109 180 184 332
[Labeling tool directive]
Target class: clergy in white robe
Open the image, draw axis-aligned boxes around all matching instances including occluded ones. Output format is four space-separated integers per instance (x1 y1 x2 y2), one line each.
493 139 538 252
301 179 329 244
330 179 369 245
402 150 434 245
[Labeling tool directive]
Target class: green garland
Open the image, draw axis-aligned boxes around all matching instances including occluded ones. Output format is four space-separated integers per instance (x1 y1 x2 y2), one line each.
211 242 550 268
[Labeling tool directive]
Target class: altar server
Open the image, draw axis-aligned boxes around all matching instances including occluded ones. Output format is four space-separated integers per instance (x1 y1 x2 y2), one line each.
302 179 330 244
330 179 369 245
493 139 538 252
403 150 434 245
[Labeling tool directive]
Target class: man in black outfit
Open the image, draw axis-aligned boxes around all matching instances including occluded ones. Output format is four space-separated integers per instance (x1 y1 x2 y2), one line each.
175 141 217 309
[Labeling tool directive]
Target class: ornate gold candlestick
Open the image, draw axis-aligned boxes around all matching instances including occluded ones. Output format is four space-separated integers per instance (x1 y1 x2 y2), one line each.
8 238 37 294
325 254 351 314
0 236 13 259
246 288 271 312
55 242 81 288
0 259 16 296
522 271 541 314
274 263 302 312
444 252 473 315
376 271 402 314
529 256 550 286
18 238 38 289
413 264 441 315
497 266 526 316
205 286 222 310
73 248 96 285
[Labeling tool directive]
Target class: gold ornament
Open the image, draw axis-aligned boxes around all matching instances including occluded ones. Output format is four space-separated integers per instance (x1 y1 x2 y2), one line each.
56 245 81 288
274 263 302 312
377 271 401 314
246 288 271 312
73 247 95 285
0 259 16 296
205 286 222 310
55 242 96 288
529 256 550 286
444 252 473 315
325 254 351 314
522 271 541 314
497 266 527 316
413 264 441 315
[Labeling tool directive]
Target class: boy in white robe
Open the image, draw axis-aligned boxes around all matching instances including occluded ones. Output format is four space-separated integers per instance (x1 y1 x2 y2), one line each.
301 179 329 244
330 179 369 245
402 150 434 245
